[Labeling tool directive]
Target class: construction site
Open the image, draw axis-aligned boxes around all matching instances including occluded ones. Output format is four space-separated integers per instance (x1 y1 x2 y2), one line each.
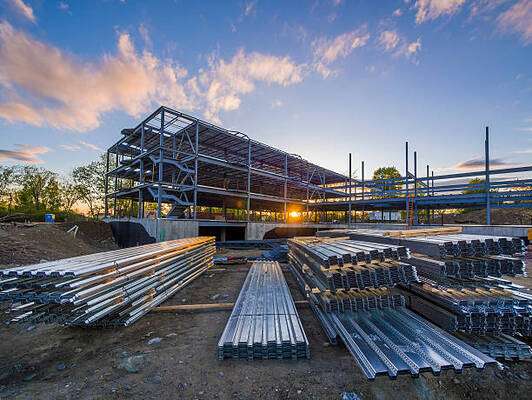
1 106 531 400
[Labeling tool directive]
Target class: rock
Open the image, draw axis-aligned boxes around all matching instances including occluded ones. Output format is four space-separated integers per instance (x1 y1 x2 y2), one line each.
148 337 162 346
149 375 162 384
218 371 224 378
26 325 36 332
452 378 460 384
199 391 204 395
55 363 66 371
166 333 178 338
75 348 83 353
297 390 302 395
181 298 187 303
323 342 330 347
23 373 36 382
119 355 145 373
211 294 221 301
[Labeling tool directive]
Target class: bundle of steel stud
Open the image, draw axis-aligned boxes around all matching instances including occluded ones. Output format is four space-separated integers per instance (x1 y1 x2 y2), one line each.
455 332 532 360
344 230 526 259
0 237 215 326
217 260 310 360
402 282 532 336
287 237 418 291
287 252 495 379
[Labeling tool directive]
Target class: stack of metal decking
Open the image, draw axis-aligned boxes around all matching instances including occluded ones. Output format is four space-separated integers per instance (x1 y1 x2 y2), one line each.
288 236 496 379
217 260 309 360
0 237 215 327
321 228 532 361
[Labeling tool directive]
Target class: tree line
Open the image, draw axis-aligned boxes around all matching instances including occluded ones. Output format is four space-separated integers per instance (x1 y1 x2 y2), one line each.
0 155 108 220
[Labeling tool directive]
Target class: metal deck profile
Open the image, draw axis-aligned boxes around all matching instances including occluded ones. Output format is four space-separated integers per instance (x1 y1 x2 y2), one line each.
217 261 310 360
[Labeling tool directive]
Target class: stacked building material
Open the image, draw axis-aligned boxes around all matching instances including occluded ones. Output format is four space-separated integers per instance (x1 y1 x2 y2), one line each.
0 237 215 326
454 333 532 360
288 237 417 291
404 282 532 336
288 236 495 379
218 260 309 360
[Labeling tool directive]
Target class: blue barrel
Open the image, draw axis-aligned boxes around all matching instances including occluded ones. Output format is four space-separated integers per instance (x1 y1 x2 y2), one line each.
44 213 55 223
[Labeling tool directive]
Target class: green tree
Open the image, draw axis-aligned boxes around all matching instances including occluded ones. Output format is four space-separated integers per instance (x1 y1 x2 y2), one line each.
0 166 20 211
463 178 486 195
17 166 61 213
72 155 107 218
372 166 402 196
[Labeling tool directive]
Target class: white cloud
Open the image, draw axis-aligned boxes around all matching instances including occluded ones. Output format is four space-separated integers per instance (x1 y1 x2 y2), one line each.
312 27 370 78
60 141 102 151
393 8 403 17
243 1 257 17
191 49 303 122
58 1 70 13
405 38 422 55
59 144 81 151
0 144 49 163
496 0 532 45
9 0 36 23
0 22 303 129
378 30 400 51
415 0 466 23
271 99 283 108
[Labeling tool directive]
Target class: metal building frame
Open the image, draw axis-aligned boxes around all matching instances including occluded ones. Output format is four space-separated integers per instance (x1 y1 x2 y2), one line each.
104 106 347 222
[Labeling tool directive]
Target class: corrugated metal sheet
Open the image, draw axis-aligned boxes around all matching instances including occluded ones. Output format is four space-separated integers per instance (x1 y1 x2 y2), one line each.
218 261 309 360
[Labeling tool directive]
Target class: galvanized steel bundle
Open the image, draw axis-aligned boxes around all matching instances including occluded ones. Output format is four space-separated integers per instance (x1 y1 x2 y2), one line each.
0 237 215 326
343 230 526 259
217 260 310 360
287 256 495 379
454 333 532 360
403 282 532 336
288 237 418 291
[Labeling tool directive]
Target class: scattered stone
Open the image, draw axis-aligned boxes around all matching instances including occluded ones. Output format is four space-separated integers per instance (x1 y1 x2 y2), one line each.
178 360 184 364
181 298 187 303
148 337 162 346
452 378 460 384
55 363 66 371
23 373 36 382
119 355 145 373
148 375 162 384
39 259 48 263
199 391 204 395
218 371 224 378
166 333 178 338
297 390 302 395
211 294 221 301
75 348 83 353
323 342 330 347
26 325 36 332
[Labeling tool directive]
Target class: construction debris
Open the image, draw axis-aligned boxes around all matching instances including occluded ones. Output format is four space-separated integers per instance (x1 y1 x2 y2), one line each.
0 237 215 326
218 260 310 360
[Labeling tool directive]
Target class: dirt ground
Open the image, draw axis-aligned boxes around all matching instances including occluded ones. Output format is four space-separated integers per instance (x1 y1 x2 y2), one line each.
0 231 531 400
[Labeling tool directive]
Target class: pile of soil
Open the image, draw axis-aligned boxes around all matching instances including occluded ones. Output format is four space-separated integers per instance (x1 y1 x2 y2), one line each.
444 209 532 225
0 221 117 267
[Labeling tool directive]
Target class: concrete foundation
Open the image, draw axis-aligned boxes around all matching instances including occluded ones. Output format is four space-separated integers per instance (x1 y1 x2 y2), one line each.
105 218 532 245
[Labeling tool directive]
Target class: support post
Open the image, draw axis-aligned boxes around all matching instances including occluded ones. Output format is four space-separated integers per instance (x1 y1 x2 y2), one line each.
414 151 418 225
157 109 164 219
348 153 352 227
405 142 409 225
426 164 430 224
247 140 251 221
361 161 365 222
284 154 288 222
485 126 491 225
193 120 199 220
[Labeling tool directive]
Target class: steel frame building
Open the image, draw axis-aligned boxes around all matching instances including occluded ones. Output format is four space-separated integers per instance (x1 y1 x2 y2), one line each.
104 106 347 222
105 107 532 225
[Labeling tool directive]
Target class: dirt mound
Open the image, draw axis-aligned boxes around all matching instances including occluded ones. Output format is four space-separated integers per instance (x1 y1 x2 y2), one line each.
0 222 117 267
444 209 532 225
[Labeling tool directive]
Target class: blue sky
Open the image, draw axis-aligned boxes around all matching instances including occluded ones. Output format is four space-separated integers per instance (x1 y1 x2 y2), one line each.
0 0 531 179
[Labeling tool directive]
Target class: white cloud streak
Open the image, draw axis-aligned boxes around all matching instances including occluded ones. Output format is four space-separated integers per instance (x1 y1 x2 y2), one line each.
0 144 49 163
496 0 532 45
415 0 466 23
312 27 370 78
378 31 400 51
9 0 36 23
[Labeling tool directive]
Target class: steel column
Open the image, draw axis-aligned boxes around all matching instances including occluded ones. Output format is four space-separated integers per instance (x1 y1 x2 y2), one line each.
485 127 491 225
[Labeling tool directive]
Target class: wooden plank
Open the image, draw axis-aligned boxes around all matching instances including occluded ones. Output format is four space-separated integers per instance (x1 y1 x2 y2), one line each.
384 227 462 238
152 300 309 314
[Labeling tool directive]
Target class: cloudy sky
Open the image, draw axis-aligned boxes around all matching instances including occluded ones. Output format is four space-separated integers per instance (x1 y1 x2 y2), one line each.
0 0 531 178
